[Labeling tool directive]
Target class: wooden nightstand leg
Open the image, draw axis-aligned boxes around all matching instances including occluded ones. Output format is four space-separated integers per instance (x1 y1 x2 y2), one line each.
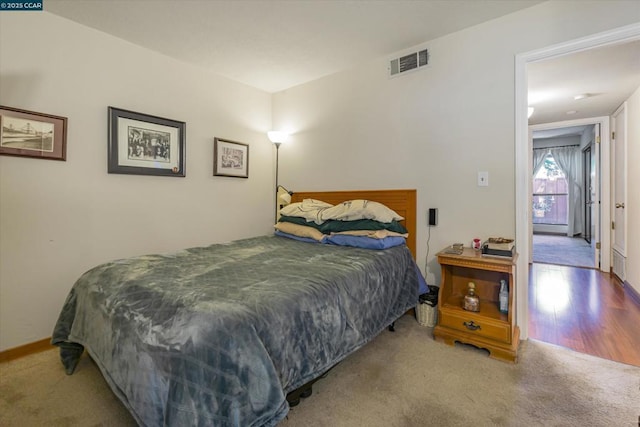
433 327 456 347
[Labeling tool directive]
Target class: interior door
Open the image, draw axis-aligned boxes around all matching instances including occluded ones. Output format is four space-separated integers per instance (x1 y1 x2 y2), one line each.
612 104 627 280
580 123 601 268
583 145 593 244
592 123 601 269
528 127 534 264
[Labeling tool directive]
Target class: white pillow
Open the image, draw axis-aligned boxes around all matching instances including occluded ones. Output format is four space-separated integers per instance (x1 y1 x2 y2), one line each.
320 200 404 223
279 199 333 224
274 222 326 241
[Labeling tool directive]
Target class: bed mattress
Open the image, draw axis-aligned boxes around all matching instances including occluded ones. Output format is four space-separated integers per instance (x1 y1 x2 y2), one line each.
52 235 419 426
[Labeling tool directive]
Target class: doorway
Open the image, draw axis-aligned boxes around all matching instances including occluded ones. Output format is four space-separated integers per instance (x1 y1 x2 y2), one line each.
529 122 599 269
514 23 640 340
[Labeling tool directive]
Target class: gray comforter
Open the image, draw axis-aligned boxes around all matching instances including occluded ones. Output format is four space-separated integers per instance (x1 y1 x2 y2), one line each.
52 235 418 426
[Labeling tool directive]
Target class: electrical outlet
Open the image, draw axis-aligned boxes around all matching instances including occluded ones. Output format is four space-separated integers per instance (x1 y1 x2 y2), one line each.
478 171 489 187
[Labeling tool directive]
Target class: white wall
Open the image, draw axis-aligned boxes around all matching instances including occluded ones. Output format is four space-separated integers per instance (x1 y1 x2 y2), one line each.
0 13 274 351
624 86 640 294
272 0 640 290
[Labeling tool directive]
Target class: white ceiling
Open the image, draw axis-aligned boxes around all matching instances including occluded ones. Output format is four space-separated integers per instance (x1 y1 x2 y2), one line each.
45 0 639 127
528 40 640 126
46 0 543 93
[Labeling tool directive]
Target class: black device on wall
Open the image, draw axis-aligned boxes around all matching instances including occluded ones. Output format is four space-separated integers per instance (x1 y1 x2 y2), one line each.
428 208 438 226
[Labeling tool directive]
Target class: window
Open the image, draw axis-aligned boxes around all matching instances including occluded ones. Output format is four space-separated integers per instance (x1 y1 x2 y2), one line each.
532 154 568 225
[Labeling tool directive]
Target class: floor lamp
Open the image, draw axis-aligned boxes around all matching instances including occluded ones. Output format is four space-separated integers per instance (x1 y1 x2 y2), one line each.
268 131 290 222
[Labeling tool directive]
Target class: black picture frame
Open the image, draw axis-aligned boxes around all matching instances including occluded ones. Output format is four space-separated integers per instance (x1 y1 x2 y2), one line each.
108 107 185 177
0 105 67 161
213 137 249 178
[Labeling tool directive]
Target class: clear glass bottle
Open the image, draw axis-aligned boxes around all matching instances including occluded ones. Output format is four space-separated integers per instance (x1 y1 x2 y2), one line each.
499 279 509 314
463 282 480 312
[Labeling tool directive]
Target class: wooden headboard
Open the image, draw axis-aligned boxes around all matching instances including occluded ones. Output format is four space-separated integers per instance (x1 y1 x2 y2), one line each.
290 189 417 259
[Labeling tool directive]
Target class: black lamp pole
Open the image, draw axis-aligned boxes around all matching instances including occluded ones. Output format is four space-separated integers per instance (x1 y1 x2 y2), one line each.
274 142 281 223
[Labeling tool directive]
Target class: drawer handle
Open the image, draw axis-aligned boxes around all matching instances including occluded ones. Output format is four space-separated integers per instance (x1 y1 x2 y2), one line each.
463 320 481 331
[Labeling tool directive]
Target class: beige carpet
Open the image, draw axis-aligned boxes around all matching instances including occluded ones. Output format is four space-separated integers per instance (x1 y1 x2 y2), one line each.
1 315 638 426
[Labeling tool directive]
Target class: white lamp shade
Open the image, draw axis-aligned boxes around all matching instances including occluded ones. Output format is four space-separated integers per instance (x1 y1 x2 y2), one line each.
278 192 292 206
277 186 292 205
527 107 534 118
268 131 289 144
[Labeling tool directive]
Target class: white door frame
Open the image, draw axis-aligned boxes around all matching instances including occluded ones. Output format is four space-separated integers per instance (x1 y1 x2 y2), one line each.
514 22 640 340
611 102 628 274
529 117 608 270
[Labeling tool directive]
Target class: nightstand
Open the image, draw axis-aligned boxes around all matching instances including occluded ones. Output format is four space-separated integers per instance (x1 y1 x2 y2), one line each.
433 247 520 362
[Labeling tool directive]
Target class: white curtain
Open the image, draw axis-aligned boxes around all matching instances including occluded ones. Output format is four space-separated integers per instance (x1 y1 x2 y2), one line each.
532 148 549 177
550 146 582 237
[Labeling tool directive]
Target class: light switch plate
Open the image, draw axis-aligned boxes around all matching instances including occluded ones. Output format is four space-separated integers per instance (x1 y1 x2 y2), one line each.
478 171 489 186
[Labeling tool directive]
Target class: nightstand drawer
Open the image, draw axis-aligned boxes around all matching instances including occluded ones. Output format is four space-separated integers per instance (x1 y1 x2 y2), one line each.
439 310 511 343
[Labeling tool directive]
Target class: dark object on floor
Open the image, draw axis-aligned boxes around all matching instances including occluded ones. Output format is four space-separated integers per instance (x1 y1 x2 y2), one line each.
287 315 405 407
286 367 332 407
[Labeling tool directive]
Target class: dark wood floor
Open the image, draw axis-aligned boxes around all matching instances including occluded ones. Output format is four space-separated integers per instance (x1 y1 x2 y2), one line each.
528 263 640 367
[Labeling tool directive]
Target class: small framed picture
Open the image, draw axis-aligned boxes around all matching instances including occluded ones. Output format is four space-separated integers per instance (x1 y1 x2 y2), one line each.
108 107 186 177
214 137 249 178
0 105 67 161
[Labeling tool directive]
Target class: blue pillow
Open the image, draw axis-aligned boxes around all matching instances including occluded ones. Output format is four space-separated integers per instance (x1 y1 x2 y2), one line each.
274 230 322 244
324 234 406 250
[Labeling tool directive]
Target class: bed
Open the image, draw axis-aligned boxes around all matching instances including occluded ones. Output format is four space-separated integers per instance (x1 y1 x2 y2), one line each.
52 189 419 426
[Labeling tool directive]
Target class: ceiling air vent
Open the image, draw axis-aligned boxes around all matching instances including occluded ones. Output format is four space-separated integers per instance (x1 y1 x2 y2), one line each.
389 48 429 77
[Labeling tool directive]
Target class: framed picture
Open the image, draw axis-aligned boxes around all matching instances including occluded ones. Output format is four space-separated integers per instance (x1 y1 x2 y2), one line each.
214 137 249 178
0 105 67 161
108 107 185 177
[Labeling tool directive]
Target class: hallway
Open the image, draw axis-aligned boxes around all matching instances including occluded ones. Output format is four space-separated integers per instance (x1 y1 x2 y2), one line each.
528 263 640 366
